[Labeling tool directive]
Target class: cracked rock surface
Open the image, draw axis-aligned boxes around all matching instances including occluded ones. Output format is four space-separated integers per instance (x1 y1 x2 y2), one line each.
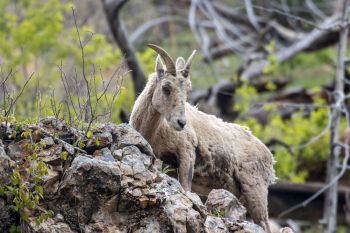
0 117 266 233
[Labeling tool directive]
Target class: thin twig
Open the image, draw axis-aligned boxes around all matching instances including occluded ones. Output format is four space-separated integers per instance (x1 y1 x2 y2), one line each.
6 72 34 117
72 7 93 123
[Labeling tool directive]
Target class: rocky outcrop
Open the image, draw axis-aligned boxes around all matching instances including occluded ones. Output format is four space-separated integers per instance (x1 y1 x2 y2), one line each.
206 189 247 220
0 117 268 232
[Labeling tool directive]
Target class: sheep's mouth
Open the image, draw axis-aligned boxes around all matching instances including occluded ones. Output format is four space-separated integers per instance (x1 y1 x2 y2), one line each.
170 121 185 131
173 125 185 131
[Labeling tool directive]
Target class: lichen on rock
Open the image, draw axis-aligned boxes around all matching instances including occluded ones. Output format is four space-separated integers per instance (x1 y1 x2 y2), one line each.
0 118 268 233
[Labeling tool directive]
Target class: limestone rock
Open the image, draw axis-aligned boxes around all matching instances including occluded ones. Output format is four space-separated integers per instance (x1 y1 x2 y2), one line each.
93 147 115 162
7 139 31 162
223 218 265 233
41 144 62 166
0 141 11 185
204 215 265 233
42 167 60 196
84 223 124 233
112 148 123 161
0 198 14 232
39 117 65 132
206 189 247 220
205 216 229 233
86 131 113 151
27 215 74 233
110 123 155 158
0 118 267 233
280 227 295 233
40 137 55 148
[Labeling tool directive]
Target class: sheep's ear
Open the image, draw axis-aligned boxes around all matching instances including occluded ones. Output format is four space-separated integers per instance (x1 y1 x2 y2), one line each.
155 55 164 80
176 57 185 70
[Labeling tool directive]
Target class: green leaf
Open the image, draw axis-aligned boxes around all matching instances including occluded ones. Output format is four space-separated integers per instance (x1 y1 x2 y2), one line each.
9 225 20 233
6 185 15 194
86 131 93 138
78 140 85 149
95 138 100 146
0 186 4 196
35 217 41 226
61 151 68 161
47 210 54 218
21 211 29 221
35 185 44 197
7 116 16 123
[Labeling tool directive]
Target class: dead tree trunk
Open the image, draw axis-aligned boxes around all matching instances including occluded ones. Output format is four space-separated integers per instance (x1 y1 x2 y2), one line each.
102 0 146 96
323 1 348 232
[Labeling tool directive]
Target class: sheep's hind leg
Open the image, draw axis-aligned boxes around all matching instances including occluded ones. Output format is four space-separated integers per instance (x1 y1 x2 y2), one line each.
236 168 271 233
241 181 271 232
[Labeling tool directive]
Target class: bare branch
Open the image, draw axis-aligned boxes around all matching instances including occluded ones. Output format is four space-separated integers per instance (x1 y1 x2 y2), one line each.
241 14 341 80
306 0 327 19
244 0 260 30
58 64 78 120
6 72 34 117
323 2 349 230
72 7 93 123
130 16 188 45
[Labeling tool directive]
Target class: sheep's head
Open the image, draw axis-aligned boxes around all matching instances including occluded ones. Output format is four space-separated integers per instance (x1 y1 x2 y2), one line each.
148 44 196 131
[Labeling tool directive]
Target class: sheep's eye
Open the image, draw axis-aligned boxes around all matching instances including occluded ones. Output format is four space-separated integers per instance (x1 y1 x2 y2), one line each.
162 84 171 95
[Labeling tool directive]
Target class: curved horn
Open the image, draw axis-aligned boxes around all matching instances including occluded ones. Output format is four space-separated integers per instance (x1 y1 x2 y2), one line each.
183 50 196 77
148 44 176 74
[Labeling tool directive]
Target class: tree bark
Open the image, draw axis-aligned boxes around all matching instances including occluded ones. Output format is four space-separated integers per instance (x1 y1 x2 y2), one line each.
323 1 348 232
102 0 146 97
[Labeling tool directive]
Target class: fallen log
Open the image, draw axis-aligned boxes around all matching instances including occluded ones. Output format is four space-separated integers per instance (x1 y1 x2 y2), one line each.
269 182 350 225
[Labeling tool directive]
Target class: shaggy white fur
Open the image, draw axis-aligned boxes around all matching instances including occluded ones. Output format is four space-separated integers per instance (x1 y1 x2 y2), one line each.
130 49 276 233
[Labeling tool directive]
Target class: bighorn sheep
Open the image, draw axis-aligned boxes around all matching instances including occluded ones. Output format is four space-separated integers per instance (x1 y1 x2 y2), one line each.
130 44 276 232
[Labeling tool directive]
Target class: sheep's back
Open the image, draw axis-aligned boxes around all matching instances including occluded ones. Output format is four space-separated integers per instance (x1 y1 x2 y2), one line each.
186 104 276 186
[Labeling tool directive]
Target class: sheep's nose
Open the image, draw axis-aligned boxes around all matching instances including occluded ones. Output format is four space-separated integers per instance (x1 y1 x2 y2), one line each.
177 119 186 129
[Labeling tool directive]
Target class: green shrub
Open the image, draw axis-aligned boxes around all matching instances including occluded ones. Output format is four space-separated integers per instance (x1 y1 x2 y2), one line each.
235 83 340 183
0 127 54 225
0 0 123 123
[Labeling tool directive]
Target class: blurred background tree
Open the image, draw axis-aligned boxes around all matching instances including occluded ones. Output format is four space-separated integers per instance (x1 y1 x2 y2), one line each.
0 0 128 124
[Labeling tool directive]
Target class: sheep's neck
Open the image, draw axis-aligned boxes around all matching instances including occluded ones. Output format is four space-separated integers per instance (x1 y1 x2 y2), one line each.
140 102 162 141
131 77 163 141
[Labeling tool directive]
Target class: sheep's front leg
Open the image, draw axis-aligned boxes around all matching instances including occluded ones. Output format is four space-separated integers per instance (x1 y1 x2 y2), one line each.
178 150 195 191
